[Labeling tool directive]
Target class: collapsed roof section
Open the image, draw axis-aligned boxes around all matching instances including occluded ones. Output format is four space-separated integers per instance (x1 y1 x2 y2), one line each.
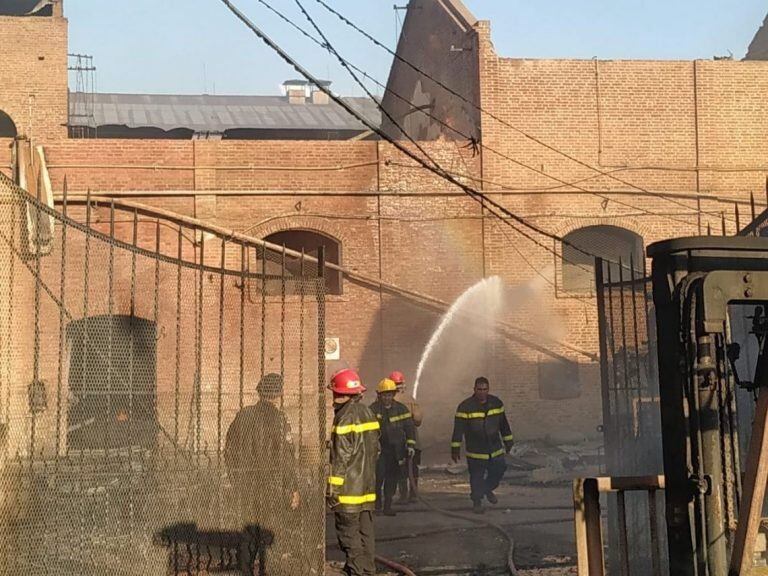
380 0 481 142
0 0 57 17
746 13 768 60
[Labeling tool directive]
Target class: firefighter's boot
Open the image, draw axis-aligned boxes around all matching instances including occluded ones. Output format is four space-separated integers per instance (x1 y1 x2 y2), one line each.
383 496 396 516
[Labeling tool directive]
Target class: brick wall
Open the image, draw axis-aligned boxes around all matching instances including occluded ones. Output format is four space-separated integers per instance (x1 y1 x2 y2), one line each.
473 21 768 439
0 15 68 142
44 140 378 193
11 7 768 447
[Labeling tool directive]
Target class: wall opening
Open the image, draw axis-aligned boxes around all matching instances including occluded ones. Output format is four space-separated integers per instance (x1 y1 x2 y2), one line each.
0 110 17 138
538 358 581 400
66 316 157 451
561 225 644 292
264 229 343 295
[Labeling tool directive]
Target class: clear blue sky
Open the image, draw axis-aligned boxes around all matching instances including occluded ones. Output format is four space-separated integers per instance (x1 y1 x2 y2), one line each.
67 0 767 96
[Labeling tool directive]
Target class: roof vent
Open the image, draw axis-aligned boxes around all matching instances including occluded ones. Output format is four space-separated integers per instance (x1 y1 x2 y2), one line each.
310 80 332 105
282 79 308 104
282 79 332 105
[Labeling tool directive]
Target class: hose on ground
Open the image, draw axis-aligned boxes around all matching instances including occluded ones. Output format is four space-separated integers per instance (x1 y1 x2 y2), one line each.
408 459 519 576
375 554 419 576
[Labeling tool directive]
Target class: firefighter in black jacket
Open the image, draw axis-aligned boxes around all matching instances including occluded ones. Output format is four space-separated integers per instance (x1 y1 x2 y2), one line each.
369 378 415 516
451 376 514 514
327 368 380 576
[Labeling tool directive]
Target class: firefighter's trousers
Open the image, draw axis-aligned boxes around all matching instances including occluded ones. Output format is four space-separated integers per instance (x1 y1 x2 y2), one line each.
376 450 402 508
467 456 507 503
334 509 375 576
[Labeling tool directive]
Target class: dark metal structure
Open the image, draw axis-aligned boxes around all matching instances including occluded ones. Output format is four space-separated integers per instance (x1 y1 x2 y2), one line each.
595 256 666 574
649 236 768 576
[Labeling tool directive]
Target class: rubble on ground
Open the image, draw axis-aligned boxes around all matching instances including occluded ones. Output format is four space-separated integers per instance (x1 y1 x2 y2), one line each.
426 438 604 485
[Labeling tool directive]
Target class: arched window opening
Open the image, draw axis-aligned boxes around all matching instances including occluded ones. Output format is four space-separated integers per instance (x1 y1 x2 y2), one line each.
263 229 342 295
66 316 157 451
561 225 644 292
0 110 17 138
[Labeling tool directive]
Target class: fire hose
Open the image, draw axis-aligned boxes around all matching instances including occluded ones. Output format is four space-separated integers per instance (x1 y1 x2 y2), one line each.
342 459 519 576
375 554 419 576
404 456 519 576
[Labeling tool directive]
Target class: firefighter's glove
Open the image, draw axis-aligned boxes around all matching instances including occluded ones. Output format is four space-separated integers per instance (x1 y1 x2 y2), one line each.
407 446 416 458
326 494 339 510
451 447 461 463
505 440 514 454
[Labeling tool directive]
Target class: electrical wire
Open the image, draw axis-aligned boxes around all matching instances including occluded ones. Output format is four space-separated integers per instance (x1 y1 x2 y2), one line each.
234 0 700 290
215 0 618 272
311 0 736 223
252 0 702 229
290 0 666 282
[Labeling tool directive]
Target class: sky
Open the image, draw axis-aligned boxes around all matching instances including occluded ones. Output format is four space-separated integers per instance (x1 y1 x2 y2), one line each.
66 0 768 96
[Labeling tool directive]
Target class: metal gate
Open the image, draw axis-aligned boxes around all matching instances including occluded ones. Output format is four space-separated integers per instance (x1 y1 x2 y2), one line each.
0 173 327 575
595 256 667 574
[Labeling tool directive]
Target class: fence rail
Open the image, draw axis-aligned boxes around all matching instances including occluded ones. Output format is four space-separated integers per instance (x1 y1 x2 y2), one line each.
573 475 666 576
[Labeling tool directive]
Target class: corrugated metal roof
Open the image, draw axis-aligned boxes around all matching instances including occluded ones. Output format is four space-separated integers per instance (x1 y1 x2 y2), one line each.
69 93 382 133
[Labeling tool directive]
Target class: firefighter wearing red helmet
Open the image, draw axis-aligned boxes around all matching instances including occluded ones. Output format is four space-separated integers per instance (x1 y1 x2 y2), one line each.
390 370 423 503
327 368 380 576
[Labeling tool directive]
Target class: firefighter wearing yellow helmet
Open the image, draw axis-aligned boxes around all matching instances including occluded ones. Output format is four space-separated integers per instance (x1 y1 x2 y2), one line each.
369 378 415 516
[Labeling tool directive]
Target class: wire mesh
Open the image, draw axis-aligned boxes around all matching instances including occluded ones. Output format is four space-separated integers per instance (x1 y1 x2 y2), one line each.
0 173 326 576
596 257 667 575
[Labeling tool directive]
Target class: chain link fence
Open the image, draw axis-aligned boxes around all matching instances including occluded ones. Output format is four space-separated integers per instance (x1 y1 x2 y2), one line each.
0 173 326 575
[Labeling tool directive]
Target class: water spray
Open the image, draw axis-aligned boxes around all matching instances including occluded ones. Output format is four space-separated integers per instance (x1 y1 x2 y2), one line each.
413 276 505 398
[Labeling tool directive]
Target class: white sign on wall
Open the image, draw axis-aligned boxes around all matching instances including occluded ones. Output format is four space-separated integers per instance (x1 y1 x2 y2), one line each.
325 337 340 360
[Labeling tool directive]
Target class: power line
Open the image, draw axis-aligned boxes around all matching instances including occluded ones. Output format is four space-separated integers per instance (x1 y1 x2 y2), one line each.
289 0 628 285
215 0 636 275
288 0 614 272
252 0 701 229
310 0 735 223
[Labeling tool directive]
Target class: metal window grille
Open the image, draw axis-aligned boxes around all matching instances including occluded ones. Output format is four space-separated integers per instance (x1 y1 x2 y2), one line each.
595 256 668 575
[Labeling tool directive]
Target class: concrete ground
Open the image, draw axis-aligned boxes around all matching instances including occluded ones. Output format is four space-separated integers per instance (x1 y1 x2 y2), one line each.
326 470 578 575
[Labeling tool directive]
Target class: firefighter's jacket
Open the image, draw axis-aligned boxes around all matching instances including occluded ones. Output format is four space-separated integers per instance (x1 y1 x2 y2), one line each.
224 400 298 494
369 399 416 463
451 395 514 460
327 397 381 513
394 390 423 450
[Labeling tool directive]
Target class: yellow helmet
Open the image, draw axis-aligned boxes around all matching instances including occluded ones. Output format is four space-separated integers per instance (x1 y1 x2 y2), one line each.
377 378 398 394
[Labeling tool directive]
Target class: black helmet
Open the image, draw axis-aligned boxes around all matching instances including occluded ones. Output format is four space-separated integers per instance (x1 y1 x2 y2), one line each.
257 373 284 399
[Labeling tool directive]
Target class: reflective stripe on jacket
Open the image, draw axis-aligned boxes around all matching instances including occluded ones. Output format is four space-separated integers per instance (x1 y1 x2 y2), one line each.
451 394 513 460
369 399 416 462
328 398 381 512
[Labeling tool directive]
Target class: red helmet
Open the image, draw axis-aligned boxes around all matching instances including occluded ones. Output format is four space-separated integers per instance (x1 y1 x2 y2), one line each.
330 368 366 395
389 370 405 384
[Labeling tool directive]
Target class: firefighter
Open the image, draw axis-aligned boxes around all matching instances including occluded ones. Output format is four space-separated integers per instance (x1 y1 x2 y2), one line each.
224 372 299 571
390 370 423 503
327 368 380 576
370 378 416 516
451 376 514 514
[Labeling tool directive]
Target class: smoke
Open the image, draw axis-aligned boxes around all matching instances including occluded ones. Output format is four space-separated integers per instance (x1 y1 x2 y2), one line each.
413 273 552 461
